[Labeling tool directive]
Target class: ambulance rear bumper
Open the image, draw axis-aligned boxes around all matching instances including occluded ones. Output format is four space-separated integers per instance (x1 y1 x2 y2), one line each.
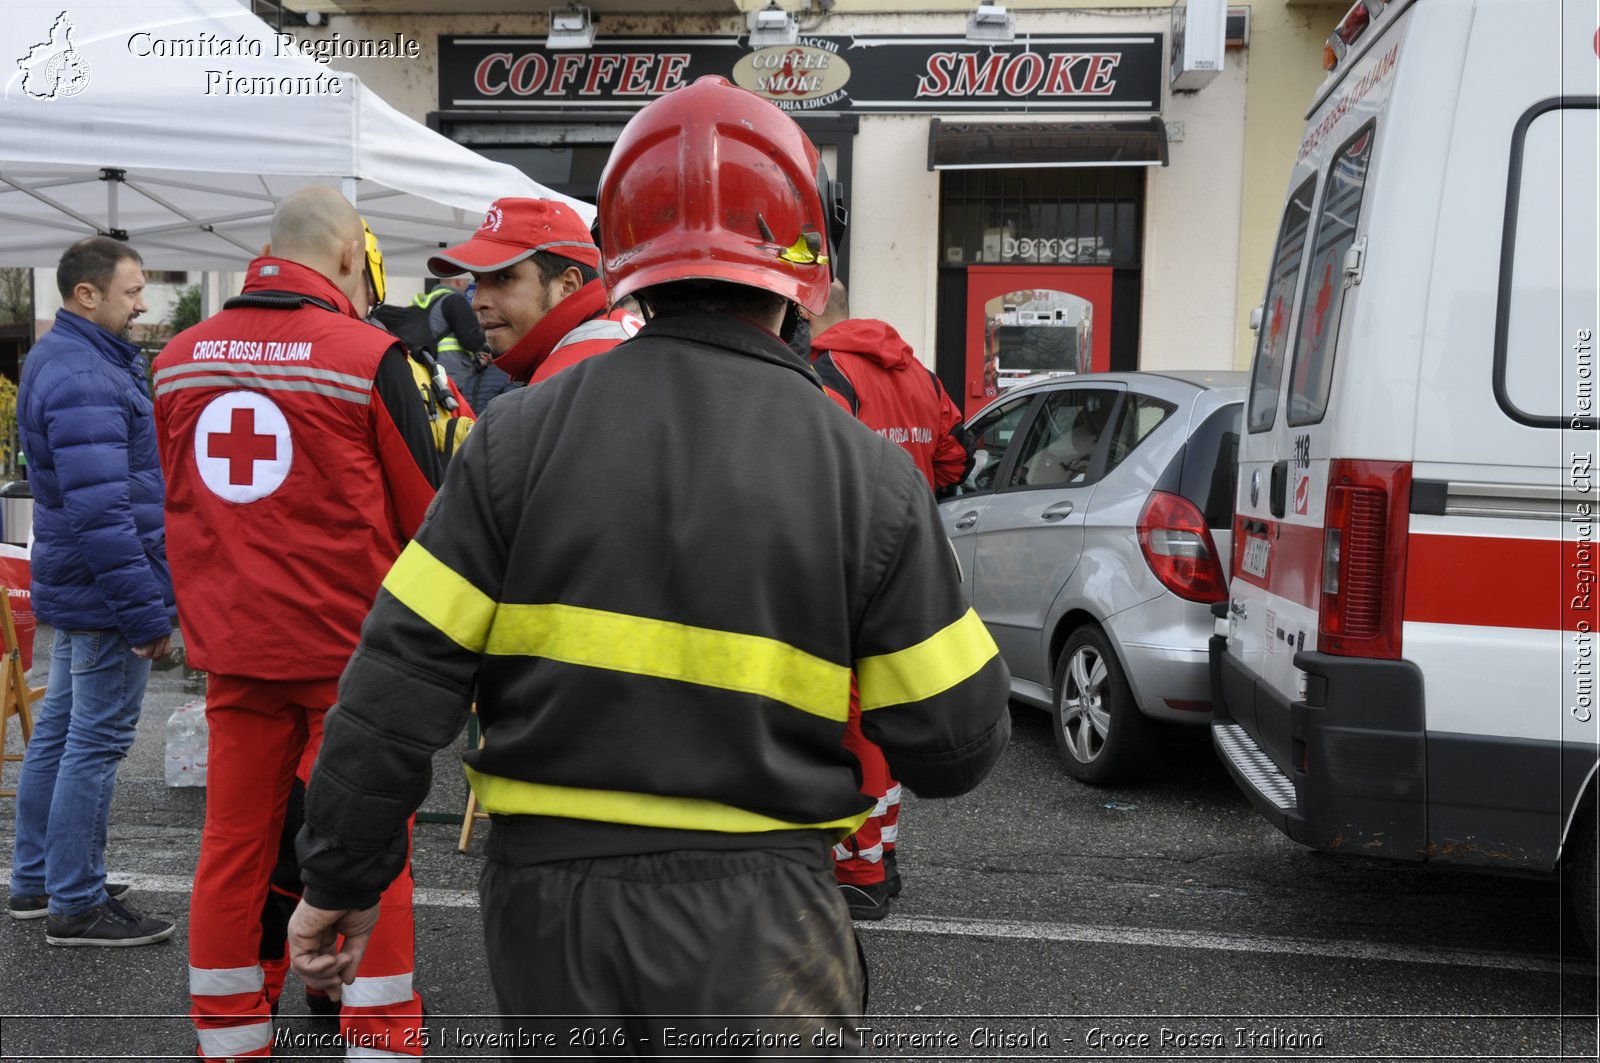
1210 636 1429 861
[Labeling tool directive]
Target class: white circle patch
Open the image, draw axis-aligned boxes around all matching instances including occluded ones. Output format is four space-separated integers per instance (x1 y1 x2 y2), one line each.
194 391 293 503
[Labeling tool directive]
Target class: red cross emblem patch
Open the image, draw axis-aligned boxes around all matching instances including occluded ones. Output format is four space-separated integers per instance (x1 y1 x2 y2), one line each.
194 392 292 502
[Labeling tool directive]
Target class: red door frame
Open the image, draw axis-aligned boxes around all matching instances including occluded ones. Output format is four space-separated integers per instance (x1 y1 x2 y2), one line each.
963 266 1114 418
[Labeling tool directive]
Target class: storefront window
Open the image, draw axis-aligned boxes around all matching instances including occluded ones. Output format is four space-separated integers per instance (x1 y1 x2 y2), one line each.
939 168 1144 268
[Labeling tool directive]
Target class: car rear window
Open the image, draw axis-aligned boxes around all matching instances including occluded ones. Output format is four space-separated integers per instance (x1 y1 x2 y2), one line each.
1103 392 1176 476
1179 402 1242 530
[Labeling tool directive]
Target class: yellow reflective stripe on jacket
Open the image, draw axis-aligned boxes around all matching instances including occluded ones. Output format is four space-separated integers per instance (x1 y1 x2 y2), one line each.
383 547 850 718
414 288 467 355
856 608 999 712
486 602 850 720
382 542 498 652
465 767 871 836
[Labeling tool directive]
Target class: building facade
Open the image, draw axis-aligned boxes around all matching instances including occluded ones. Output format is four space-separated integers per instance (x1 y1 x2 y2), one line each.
292 2 1340 406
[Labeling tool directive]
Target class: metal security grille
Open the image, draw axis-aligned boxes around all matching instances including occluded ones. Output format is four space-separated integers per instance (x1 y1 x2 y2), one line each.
939 167 1144 268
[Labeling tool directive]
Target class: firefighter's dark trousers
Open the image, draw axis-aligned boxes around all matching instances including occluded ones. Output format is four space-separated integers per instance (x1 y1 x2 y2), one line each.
480 840 868 1058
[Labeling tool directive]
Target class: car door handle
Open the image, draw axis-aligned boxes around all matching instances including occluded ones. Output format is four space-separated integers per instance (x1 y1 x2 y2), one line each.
1040 501 1074 521
954 510 981 530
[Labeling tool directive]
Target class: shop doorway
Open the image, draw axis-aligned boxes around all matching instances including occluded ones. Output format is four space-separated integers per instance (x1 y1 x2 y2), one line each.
963 266 1112 415
934 167 1145 418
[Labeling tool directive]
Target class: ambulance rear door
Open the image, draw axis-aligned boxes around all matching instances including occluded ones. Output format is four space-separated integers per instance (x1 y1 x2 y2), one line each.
1224 1 1416 775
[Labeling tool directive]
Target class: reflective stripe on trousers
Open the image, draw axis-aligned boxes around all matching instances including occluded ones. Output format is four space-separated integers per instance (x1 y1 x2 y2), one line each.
835 699 897 886
196 1020 274 1059
833 838 883 864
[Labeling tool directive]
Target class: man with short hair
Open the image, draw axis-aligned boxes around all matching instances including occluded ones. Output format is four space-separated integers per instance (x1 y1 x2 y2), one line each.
155 186 435 1061
7 236 175 947
804 278 976 920
416 275 520 411
428 196 640 385
288 77 1011 1050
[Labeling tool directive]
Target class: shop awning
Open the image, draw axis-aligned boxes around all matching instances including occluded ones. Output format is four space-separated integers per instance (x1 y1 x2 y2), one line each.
927 117 1169 171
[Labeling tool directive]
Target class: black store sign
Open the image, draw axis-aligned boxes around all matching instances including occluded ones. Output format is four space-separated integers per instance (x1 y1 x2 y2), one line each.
439 34 1163 114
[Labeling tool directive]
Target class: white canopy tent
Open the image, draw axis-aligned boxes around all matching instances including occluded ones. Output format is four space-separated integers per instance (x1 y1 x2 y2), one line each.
0 0 592 276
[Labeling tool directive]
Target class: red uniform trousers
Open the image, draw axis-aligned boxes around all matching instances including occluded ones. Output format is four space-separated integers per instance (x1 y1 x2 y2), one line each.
256 748 328 1014
833 684 903 887
189 676 423 1061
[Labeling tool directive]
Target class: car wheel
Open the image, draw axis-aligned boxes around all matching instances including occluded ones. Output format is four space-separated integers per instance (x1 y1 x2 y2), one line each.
1571 803 1598 957
1051 625 1154 786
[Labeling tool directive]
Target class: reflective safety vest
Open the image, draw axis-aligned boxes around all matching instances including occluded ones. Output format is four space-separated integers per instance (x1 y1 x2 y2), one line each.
414 287 468 357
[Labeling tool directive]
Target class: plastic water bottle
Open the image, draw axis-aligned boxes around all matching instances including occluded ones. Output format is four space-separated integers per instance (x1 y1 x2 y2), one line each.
164 699 208 788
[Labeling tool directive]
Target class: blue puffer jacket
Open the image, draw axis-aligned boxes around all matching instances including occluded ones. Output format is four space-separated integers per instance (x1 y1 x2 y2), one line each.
19 309 172 644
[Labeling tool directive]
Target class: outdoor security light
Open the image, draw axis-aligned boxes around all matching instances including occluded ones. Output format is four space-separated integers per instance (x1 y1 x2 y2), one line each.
748 2 800 48
546 4 596 50
966 2 1016 44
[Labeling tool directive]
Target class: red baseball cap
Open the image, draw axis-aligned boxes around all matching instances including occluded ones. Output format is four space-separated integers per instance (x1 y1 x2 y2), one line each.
428 197 600 276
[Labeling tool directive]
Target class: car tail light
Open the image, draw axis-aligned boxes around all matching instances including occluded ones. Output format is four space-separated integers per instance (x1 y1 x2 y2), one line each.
1138 491 1228 604
1319 459 1410 659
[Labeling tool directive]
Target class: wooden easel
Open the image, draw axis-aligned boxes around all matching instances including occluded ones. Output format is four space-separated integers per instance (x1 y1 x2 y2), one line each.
456 708 488 852
0 586 46 799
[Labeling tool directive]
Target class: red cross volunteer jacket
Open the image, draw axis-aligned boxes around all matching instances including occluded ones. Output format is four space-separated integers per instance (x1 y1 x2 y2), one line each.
153 258 440 679
810 319 973 490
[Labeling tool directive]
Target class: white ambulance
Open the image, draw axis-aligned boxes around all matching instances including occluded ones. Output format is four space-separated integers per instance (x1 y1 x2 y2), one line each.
1211 0 1600 949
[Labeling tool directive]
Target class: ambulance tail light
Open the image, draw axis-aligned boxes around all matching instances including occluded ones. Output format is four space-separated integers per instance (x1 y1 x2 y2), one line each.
1138 491 1229 605
1319 460 1410 659
1324 0 1386 72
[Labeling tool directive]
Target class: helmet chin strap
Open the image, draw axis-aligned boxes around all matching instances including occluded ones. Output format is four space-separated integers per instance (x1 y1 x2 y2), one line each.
779 301 803 345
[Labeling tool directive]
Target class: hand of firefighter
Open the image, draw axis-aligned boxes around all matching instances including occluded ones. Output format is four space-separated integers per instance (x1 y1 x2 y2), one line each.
287 899 381 992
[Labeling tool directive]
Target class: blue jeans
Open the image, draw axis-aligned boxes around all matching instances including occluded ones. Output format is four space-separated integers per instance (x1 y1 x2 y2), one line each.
9 629 152 917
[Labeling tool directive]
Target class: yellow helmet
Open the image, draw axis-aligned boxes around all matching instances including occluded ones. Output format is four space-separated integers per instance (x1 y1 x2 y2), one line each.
361 217 387 306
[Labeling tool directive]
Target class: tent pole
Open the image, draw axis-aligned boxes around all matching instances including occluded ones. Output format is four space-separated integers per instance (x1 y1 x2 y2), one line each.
342 177 357 207
98 168 128 241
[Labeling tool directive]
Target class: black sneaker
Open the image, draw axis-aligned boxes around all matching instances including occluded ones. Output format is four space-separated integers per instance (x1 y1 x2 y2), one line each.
838 880 891 921
884 850 902 898
9 882 131 921
45 896 174 947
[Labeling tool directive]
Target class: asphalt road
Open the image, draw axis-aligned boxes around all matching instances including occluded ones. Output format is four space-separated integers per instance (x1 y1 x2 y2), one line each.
2 627 1596 1061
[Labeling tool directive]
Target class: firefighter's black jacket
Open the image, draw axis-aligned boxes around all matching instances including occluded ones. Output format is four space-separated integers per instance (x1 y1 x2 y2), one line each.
298 311 1012 910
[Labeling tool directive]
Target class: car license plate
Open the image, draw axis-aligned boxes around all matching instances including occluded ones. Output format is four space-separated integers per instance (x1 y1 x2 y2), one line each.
1241 536 1271 579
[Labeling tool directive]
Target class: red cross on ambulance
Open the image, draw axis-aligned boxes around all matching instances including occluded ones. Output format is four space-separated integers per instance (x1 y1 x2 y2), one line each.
195 391 292 502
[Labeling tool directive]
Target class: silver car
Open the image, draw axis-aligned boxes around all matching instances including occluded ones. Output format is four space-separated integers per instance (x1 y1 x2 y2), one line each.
941 370 1246 785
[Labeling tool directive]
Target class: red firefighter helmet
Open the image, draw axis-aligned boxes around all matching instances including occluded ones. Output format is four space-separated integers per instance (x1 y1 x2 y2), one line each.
598 75 843 315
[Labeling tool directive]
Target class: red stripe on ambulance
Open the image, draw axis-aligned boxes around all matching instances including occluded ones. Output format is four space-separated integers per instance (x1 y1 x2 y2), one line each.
1405 534 1594 632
